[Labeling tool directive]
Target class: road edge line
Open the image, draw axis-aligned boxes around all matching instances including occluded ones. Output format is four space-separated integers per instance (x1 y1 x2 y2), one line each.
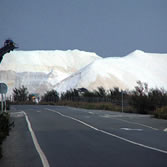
22 111 50 167
46 108 167 155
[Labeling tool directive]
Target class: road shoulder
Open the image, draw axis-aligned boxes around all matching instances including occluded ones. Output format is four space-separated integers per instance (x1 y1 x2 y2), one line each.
0 112 42 167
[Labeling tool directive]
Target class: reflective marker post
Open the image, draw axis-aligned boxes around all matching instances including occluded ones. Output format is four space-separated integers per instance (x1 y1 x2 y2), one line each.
121 90 124 113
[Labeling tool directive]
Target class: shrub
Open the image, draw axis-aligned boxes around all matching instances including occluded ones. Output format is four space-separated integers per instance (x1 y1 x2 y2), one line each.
0 113 14 159
148 88 167 110
13 86 29 102
154 106 167 119
6 100 10 110
129 81 167 114
41 90 59 102
129 81 150 114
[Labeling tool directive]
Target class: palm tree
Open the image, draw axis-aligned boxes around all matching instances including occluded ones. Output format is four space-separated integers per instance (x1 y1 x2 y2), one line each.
0 39 18 63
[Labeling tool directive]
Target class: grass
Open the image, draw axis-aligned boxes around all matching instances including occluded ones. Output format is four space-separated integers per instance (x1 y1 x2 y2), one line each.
40 100 134 113
40 100 167 120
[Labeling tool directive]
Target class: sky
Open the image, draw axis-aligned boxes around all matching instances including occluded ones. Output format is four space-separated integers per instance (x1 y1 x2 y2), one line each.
0 0 167 57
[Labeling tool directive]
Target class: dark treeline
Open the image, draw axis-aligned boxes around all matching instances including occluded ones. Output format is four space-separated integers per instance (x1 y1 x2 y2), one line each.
60 87 128 105
41 81 167 115
11 81 167 118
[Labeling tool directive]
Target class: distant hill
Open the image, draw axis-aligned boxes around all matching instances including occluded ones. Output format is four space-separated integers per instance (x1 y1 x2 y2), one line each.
0 50 101 95
54 50 167 93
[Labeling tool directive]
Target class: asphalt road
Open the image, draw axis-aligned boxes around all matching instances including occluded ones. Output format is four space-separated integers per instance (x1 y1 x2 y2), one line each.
1 105 167 167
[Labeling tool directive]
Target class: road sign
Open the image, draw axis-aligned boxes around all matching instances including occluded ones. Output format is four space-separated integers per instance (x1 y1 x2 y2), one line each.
0 83 8 94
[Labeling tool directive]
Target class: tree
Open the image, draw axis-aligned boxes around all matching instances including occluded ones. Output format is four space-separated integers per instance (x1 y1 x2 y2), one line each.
61 89 79 101
129 81 149 114
94 87 106 97
0 39 18 63
42 90 59 102
148 88 167 110
13 86 29 102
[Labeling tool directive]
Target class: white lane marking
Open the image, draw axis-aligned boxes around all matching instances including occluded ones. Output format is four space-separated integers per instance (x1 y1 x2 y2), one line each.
164 128 167 132
120 128 143 131
46 109 98 131
110 117 158 131
46 108 167 154
37 111 41 113
21 111 50 167
88 112 94 114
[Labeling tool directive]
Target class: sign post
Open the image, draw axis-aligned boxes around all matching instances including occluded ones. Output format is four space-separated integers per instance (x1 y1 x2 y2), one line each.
4 94 7 112
1 94 3 113
0 83 8 113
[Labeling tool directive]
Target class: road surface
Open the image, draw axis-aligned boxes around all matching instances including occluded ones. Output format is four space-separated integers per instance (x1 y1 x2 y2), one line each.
1 105 167 167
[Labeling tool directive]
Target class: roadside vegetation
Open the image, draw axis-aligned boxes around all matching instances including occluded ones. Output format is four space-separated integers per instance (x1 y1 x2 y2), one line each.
0 101 13 159
154 106 167 119
11 81 167 119
0 112 13 159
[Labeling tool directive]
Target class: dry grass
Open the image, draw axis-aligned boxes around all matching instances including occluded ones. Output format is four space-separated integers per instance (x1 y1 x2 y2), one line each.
40 100 134 113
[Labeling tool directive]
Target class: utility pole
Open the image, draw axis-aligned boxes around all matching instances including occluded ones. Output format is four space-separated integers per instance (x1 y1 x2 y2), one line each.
121 90 124 113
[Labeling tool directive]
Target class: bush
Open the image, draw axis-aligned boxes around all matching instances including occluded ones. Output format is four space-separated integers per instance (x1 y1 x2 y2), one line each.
41 90 59 102
13 86 29 102
6 100 10 110
0 113 14 159
130 95 149 114
129 81 167 114
61 89 79 101
154 106 167 119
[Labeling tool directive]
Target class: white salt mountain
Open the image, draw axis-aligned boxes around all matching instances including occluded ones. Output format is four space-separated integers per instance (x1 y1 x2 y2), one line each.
0 50 101 95
54 50 167 94
1 49 167 96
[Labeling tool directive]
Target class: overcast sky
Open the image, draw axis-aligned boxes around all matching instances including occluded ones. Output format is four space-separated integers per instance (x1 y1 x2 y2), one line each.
0 0 167 57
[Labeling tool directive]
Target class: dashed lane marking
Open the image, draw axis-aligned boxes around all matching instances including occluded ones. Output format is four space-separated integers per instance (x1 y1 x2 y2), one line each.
109 117 158 131
46 108 167 155
120 128 143 131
